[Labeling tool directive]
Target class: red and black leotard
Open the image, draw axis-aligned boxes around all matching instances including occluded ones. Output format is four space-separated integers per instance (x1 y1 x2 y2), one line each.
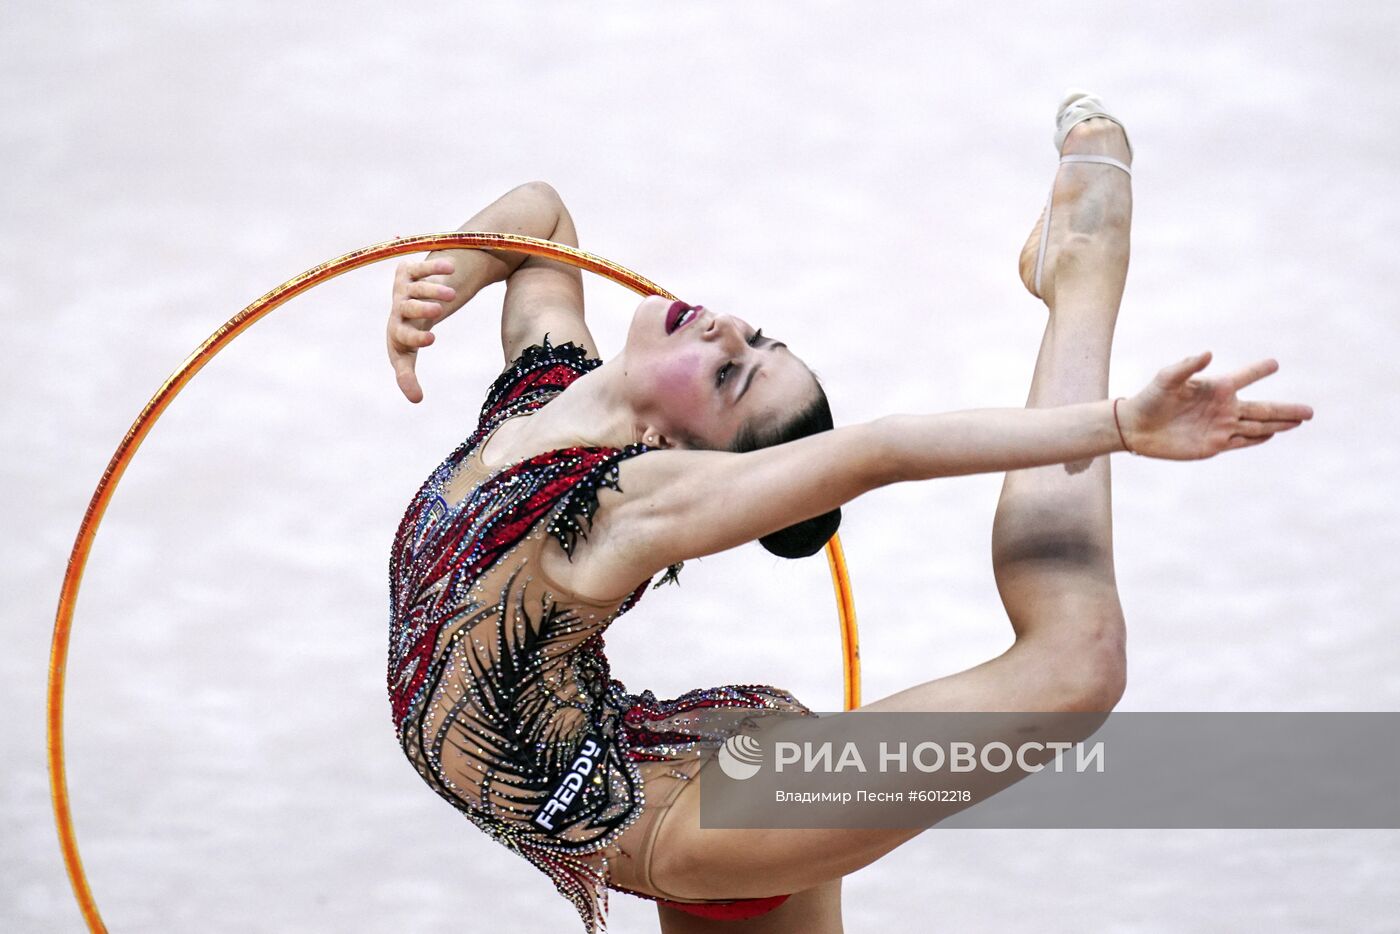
387 335 810 931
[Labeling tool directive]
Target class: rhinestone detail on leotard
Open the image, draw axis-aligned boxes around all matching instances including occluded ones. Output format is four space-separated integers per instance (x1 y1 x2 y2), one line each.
386 334 808 932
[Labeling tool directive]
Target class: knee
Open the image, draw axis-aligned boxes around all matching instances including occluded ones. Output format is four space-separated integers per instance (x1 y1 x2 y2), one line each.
1036 610 1127 713
1062 638 1126 712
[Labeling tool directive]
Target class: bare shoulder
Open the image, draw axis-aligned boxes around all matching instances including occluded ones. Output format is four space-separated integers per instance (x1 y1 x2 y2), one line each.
540 421 893 602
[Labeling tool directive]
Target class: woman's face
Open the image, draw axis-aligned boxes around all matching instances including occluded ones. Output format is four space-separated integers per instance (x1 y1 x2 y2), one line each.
620 294 814 450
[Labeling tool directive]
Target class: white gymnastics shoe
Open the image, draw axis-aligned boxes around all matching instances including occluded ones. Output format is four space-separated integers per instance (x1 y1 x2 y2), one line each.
1022 88 1134 301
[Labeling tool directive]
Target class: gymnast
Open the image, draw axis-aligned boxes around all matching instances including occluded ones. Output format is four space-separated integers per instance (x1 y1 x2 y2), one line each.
382 92 1312 933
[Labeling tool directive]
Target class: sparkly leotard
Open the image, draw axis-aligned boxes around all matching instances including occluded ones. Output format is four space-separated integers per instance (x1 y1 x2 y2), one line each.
387 335 814 932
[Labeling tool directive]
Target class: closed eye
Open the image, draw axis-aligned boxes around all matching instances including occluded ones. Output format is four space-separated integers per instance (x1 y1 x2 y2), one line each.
716 329 765 386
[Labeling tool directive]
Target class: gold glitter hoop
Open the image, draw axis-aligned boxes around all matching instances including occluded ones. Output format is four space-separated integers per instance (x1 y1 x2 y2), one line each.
47 232 862 931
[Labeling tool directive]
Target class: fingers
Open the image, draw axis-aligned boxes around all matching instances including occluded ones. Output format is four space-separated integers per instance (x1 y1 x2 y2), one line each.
1225 433 1272 450
386 332 424 402
1238 399 1314 422
388 258 454 404
1228 358 1279 390
401 258 454 281
405 280 456 302
393 325 435 349
396 364 424 404
1234 418 1303 438
399 297 450 321
1226 413 1307 455
1160 350 1213 386
395 263 456 320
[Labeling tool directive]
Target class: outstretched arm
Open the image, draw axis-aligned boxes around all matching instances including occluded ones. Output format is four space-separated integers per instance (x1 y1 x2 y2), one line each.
386 181 596 402
882 354 1311 477
572 353 1312 597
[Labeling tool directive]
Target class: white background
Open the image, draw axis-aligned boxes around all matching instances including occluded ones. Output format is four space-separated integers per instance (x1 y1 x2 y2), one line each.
4 2 1397 931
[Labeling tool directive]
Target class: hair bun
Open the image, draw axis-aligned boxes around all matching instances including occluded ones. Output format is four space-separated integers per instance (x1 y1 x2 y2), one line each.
759 507 842 559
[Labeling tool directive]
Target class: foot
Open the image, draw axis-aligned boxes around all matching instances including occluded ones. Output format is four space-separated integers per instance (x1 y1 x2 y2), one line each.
1018 117 1134 304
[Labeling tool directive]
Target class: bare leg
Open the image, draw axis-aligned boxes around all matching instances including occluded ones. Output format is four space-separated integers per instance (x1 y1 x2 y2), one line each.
993 113 1133 694
858 112 1135 713
648 117 1135 903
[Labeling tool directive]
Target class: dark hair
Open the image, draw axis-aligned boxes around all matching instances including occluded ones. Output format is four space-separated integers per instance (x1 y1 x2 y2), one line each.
725 371 842 559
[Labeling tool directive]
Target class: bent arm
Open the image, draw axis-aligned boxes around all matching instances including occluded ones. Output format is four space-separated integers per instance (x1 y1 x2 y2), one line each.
419 181 565 317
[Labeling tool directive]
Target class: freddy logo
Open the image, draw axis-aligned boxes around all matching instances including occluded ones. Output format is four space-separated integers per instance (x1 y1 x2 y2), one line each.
534 736 605 832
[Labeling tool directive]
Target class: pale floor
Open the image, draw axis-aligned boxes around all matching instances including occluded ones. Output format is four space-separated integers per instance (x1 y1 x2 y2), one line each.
3 2 1397 931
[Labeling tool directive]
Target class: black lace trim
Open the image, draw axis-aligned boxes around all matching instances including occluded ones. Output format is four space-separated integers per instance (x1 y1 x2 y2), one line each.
478 332 601 427
545 445 685 589
544 445 642 560
651 563 683 589
510 330 600 372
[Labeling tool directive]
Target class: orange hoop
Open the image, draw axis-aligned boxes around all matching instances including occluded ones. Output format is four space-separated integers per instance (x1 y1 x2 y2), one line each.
46 232 861 931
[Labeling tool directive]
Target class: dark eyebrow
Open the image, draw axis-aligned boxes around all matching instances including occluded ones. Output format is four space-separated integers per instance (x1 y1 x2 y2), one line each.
737 336 785 403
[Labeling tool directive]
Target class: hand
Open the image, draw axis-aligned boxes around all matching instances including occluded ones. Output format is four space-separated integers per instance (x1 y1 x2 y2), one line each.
1120 352 1313 460
387 258 456 403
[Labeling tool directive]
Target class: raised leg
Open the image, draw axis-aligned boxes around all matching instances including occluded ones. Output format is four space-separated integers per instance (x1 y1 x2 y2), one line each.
992 113 1133 704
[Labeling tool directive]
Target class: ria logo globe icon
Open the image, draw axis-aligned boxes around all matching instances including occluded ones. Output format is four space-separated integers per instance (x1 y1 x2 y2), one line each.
718 733 764 780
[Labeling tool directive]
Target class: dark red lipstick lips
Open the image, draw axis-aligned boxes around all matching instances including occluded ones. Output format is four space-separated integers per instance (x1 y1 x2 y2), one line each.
665 301 693 334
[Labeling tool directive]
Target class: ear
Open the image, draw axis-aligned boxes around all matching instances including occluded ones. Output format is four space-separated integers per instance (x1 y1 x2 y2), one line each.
640 424 675 449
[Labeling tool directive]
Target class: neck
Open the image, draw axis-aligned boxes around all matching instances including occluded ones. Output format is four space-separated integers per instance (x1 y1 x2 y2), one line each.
515 358 646 451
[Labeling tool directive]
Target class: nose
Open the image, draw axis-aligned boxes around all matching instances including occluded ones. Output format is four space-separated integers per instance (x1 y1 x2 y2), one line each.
700 310 743 345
